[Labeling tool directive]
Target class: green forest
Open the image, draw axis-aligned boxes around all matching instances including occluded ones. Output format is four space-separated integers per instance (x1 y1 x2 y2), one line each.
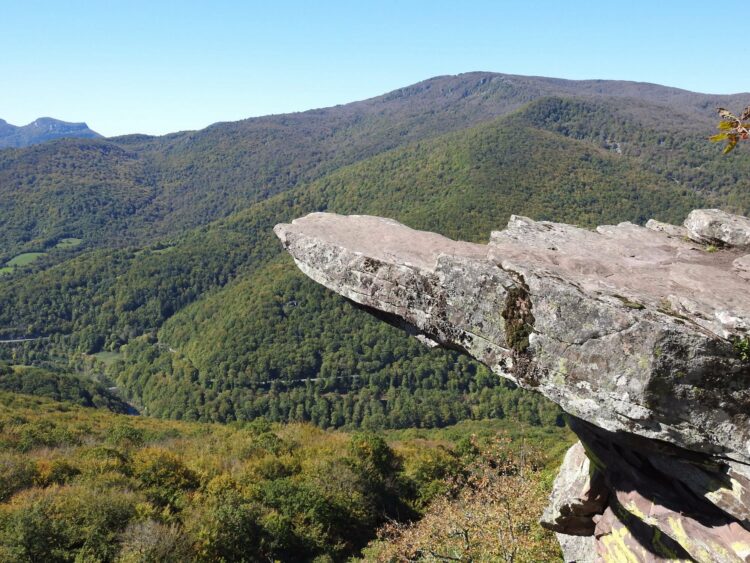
1 73 749 560
2 94 747 427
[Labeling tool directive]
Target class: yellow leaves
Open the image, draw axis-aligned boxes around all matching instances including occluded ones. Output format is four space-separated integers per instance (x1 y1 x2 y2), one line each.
724 137 739 154
134 500 157 520
712 106 750 154
204 473 239 497
367 437 560 562
33 458 79 487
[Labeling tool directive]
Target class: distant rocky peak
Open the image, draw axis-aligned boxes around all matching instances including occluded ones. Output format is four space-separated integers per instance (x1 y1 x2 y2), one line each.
0 116 101 148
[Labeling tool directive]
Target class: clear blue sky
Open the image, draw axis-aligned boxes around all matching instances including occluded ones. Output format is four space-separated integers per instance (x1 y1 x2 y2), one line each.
2 0 748 137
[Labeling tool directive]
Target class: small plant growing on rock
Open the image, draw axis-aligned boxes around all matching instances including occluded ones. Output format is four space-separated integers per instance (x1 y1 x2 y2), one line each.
734 336 750 362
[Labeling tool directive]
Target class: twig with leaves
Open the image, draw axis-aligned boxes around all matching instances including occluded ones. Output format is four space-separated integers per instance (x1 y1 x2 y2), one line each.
711 106 750 153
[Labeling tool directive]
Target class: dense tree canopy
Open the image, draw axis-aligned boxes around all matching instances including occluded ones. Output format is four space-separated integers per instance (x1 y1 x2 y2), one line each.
2 95 749 430
0 392 572 561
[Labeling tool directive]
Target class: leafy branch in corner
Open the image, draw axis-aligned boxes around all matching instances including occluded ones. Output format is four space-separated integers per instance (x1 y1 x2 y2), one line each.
711 106 750 153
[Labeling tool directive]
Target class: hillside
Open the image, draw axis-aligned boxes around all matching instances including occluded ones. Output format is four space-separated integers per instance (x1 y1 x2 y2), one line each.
0 362 132 413
0 76 749 429
113 102 708 423
0 117 100 149
0 391 571 561
4 93 748 426
1 74 749 560
1 72 747 261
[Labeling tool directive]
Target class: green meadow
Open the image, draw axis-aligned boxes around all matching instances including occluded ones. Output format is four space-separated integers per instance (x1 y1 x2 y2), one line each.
91 351 122 366
55 237 83 249
6 252 45 267
0 238 83 275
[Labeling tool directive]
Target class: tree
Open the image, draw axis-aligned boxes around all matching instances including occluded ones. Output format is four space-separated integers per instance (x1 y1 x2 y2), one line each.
364 437 560 562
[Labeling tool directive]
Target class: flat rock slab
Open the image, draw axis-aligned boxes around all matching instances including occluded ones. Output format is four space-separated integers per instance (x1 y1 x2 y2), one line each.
276 212 750 461
489 215 750 339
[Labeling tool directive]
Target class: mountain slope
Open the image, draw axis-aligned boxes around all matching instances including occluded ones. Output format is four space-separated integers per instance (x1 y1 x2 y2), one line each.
1 80 749 426
1 96 727 425
0 117 100 148
1 72 747 260
111 103 706 422
0 391 569 561
0 96 714 343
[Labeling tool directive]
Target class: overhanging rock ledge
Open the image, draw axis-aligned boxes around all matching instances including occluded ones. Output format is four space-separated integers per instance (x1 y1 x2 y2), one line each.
275 209 750 562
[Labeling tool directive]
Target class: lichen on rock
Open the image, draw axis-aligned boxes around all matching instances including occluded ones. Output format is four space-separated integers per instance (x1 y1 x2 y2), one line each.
501 278 535 353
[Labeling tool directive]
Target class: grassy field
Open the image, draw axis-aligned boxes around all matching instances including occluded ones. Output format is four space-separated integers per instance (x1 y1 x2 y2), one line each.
91 351 122 366
0 251 47 275
6 252 46 267
0 238 83 276
55 237 83 249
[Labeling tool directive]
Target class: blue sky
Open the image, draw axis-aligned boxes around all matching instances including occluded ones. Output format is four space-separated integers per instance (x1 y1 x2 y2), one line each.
2 1 748 136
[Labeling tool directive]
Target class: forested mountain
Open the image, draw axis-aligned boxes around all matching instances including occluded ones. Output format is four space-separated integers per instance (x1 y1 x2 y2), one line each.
1 72 747 260
0 117 100 149
0 74 749 428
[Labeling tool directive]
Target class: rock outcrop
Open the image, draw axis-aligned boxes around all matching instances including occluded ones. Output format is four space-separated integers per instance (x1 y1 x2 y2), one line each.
275 210 750 562
684 209 750 249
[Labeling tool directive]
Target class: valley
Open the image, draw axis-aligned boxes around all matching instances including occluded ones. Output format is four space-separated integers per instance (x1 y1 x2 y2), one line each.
2 78 748 428
1 71 749 561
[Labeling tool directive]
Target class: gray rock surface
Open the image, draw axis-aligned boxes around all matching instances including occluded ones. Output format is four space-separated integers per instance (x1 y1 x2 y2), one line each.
645 218 688 238
685 209 750 248
540 441 608 535
275 209 750 562
734 255 750 281
275 212 750 461
556 532 596 562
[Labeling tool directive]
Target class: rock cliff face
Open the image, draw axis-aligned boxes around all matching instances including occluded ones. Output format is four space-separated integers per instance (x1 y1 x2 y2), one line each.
275 209 750 562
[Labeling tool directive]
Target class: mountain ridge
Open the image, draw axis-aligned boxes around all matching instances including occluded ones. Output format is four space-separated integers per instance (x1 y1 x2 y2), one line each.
5 72 748 149
2 72 749 260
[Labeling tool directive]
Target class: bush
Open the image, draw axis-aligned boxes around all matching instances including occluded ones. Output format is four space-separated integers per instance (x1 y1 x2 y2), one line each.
364 437 560 562
0 484 138 562
80 445 131 476
132 448 199 509
107 423 145 449
0 454 38 502
186 486 265 562
117 520 193 563
34 459 80 487
347 432 401 486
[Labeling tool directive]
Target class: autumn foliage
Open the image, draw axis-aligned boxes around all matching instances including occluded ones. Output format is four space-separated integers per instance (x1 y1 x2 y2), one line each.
363 436 560 562
711 106 750 153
